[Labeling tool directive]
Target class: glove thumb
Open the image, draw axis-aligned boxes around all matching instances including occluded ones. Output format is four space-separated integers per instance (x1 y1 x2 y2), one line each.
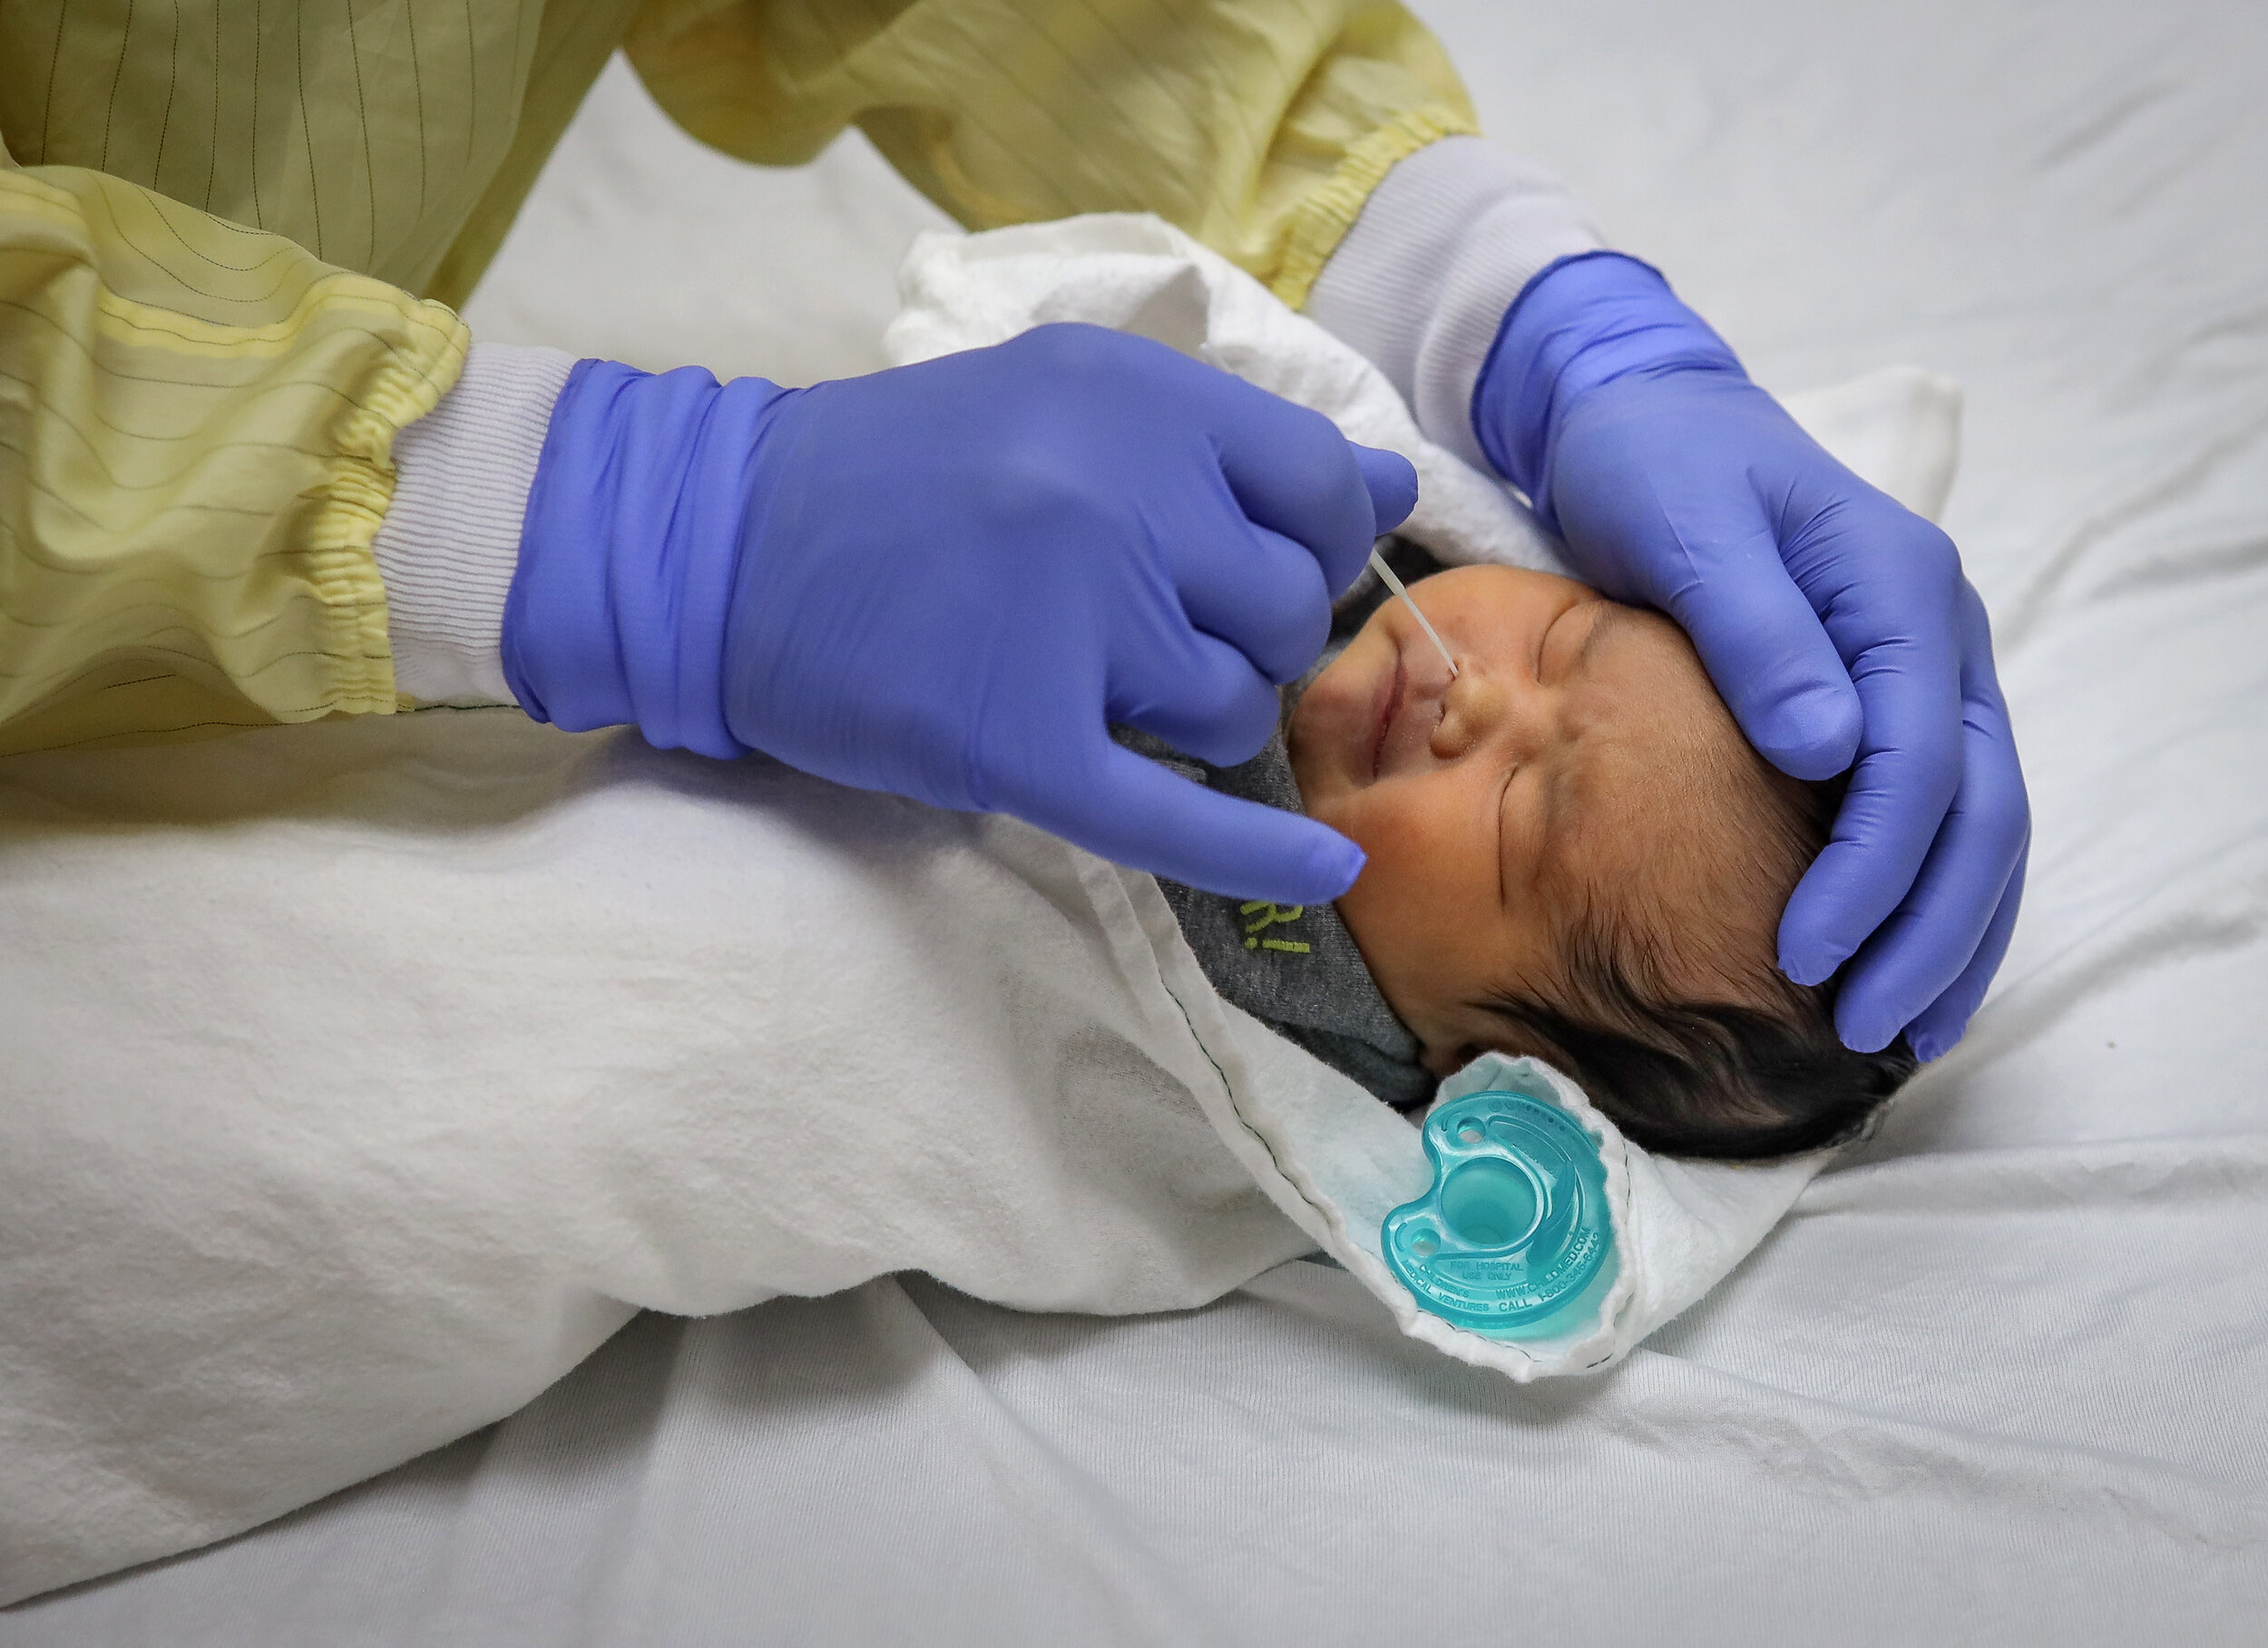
1654 527 1864 779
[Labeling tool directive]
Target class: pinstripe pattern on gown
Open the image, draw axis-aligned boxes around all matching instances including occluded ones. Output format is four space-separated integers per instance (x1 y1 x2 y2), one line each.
0 0 1474 753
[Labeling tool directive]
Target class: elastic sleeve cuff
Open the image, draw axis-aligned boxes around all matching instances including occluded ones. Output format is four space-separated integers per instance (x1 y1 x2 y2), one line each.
1304 136 1605 472
373 342 578 706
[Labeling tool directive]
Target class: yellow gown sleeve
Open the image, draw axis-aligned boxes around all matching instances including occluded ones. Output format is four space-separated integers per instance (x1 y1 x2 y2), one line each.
0 0 1464 756
0 143 467 756
623 0 1479 309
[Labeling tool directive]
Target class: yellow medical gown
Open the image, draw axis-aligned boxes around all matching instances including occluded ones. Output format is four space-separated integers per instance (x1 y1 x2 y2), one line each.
0 0 1475 755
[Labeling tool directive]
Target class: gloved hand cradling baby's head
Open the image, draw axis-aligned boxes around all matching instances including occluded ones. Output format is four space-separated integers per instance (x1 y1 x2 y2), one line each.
1287 561 1915 1160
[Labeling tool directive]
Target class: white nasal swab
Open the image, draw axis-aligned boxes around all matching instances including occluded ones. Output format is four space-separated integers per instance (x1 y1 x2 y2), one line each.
1367 547 1458 679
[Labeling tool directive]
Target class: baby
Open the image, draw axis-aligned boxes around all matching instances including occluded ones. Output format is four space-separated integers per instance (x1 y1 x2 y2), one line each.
1131 542 1916 1160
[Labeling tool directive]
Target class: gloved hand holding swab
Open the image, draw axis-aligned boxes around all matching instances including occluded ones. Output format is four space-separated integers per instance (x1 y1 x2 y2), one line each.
503 325 1420 908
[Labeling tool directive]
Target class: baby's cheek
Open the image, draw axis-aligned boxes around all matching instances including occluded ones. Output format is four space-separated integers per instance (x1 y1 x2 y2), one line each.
1326 790 1485 1011
1319 788 1445 902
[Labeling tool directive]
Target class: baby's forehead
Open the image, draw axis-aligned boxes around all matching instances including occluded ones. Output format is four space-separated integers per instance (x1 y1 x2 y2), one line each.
1562 601 1744 756
1433 562 1594 606
1548 612 1792 967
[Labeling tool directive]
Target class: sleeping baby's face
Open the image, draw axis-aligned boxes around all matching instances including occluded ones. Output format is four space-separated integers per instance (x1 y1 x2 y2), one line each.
1287 565 1808 1078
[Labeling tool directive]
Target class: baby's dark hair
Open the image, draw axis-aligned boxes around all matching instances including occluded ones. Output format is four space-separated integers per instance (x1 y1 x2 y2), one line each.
1476 774 1917 1160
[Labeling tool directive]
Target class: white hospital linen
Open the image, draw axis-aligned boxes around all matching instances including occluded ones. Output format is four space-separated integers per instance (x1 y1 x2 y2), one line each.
0 204 1952 1599
0 726 1284 1600
8 0 2268 1633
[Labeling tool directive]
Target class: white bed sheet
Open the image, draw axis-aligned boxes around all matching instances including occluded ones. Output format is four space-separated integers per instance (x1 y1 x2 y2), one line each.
7 0 2266 1640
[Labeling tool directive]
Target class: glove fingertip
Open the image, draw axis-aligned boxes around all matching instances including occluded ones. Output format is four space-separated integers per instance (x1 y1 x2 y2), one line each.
1177 821 1364 907
1906 1023 1960 1065
1834 1008 1905 1057
1072 746 1363 906
1828 949 1951 1056
1899 970 1982 1063
1776 919 1851 990
1352 445 1419 536
1295 831 1366 904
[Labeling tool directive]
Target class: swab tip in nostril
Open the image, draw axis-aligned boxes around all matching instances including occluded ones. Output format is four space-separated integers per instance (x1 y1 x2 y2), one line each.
1367 548 1458 679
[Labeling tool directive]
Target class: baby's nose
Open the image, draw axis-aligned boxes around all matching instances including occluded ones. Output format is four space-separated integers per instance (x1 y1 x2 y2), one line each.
1429 664 1509 760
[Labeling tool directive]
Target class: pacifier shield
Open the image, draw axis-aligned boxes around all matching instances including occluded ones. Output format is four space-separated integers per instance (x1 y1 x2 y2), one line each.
1383 1090 1616 1339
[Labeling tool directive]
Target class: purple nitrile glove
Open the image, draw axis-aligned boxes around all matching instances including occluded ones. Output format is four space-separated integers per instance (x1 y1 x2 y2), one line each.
1472 252 2028 1057
502 324 1418 906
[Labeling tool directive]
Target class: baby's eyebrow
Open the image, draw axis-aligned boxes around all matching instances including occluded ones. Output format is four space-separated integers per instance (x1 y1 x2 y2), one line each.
1505 605 1625 907
1533 619 1619 882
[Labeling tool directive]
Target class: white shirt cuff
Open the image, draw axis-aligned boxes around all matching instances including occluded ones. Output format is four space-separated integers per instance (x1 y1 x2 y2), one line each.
1305 136 1605 473
374 341 578 707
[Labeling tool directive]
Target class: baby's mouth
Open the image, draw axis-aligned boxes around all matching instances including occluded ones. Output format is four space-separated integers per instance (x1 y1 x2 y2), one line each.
1366 654 1404 783
1365 627 1454 781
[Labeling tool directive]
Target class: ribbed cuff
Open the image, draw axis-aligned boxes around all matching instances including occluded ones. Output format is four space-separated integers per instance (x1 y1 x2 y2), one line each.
1304 136 1604 473
373 341 577 706
502 361 796 759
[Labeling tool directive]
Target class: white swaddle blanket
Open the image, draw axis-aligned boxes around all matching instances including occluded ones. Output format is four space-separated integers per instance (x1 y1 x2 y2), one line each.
878 213 1961 1370
0 216 1960 1604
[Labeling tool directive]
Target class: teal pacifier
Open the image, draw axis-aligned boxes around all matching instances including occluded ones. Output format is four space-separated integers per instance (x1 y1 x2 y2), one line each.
1383 1089 1618 1340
